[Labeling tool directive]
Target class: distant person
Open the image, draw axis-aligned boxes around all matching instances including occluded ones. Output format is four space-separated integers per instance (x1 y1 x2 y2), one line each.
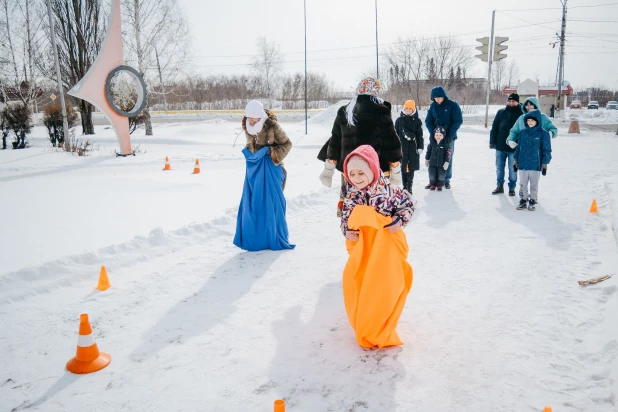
317 77 403 218
424 86 463 190
394 100 424 194
424 127 451 191
550 104 556 118
233 100 294 251
506 97 558 148
514 111 552 211
489 93 524 196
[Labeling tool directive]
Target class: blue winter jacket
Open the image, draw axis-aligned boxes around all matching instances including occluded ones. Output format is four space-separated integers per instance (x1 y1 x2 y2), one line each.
514 111 552 171
425 86 463 140
506 97 558 144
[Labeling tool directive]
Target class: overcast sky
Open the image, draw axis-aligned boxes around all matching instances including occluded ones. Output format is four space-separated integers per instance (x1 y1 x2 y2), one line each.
178 0 618 93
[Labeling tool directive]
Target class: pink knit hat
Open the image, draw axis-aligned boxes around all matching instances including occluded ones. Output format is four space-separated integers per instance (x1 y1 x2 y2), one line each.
344 145 381 186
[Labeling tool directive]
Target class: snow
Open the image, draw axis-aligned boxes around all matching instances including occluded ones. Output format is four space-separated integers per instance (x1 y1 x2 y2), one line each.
1 109 617 411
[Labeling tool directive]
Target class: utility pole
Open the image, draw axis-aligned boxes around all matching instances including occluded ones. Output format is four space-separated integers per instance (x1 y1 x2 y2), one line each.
46 0 70 145
484 10 496 129
556 0 567 118
304 0 309 134
155 46 168 115
375 0 379 78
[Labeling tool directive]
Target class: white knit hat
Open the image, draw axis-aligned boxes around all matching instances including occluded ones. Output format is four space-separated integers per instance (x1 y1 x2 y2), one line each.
245 100 267 119
346 155 374 184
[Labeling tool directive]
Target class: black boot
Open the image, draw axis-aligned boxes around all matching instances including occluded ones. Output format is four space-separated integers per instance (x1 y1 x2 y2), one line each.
508 189 516 196
425 183 431 189
492 185 504 195
445 182 451 189
516 198 527 210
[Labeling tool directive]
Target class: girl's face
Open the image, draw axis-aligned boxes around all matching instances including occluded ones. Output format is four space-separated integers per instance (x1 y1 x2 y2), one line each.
248 117 261 126
403 107 414 115
526 118 538 127
349 169 370 190
435 132 444 143
525 102 536 112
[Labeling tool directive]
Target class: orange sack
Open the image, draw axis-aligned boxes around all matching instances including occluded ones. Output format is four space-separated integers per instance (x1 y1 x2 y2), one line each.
343 205 413 348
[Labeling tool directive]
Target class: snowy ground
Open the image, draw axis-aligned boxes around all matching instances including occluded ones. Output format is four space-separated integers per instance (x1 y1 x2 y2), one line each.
1 107 617 411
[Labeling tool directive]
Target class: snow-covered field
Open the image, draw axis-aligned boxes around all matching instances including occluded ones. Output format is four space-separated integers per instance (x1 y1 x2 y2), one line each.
1 106 617 411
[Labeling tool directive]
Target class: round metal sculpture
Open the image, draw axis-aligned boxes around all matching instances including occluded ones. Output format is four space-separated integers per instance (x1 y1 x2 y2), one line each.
105 65 147 118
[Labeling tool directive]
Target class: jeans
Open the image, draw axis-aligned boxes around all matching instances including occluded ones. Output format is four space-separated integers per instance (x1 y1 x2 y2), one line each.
428 165 447 187
445 139 455 182
495 150 517 190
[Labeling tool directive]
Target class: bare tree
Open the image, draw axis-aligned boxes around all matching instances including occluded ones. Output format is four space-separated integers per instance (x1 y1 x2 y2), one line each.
251 37 283 107
122 0 191 134
0 0 45 111
506 60 520 87
42 0 106 135
492 59 507 93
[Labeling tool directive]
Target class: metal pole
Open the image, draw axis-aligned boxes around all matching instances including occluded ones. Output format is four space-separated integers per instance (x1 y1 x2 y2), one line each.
484 10 496 129
556 0 567 118
375 0 379 78
46 0 70 145
304 0 309 134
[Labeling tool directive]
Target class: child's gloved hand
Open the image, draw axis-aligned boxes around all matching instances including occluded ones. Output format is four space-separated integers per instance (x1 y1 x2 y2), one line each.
383 216 402 234
319 161 337 187
489 143 495 149
425 159 429 167
508 140 517 149
542 164 548 176
345 230 359 242
443 162 449 171
513 160 518 172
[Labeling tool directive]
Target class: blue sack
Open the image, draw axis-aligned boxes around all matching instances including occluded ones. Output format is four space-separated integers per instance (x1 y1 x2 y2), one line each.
233 147 295 251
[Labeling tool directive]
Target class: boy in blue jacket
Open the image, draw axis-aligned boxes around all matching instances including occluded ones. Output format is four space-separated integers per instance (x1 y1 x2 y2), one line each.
513 111 552 211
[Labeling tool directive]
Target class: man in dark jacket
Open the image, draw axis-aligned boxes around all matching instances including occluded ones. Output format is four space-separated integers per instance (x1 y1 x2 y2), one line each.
489 93 523 196
424 86 462 189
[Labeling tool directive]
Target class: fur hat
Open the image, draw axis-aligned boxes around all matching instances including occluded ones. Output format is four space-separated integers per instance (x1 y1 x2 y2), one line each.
244 100 267 119
507 93 520 103
403 100 416 111
356 77 381 97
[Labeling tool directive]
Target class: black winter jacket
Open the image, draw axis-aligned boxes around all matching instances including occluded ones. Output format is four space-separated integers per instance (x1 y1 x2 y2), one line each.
425 136 452 167
317 95 402 172
489 105 524 152
394 111 424 171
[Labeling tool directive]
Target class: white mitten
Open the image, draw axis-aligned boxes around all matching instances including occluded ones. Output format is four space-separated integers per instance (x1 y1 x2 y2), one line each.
389 163 402 186
319 161 337 187
443 162 449 171
508 140 517 149
425 159 429 168
417 149 424 157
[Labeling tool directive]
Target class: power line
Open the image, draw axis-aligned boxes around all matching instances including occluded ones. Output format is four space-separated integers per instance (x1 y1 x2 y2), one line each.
499 2 618 11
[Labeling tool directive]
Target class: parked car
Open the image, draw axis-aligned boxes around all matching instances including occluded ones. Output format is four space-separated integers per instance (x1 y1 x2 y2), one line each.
607 101 618 110
570 99 582 109
587 101 599 109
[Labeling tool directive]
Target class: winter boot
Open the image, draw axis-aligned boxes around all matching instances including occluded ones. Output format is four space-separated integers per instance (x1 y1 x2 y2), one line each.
516 198 527 210
437 186 443 191
508 189 516 196
528 199 536 211
445 182 451 189
430 185 436 191
492 185 504 195
425 184 431 190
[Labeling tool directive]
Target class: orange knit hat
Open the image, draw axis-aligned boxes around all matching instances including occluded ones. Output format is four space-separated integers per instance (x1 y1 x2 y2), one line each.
403 100 416 111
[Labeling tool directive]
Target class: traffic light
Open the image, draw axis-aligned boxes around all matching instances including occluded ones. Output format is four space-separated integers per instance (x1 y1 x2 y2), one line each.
475 37 490 62
475 36 509 62
493 37 508 61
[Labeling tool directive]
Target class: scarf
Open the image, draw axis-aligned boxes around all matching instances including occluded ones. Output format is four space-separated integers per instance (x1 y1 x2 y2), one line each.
245 115 268 137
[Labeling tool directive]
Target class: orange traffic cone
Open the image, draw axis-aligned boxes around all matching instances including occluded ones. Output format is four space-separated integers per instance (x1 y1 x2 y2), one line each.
66 314 111 374
274 399 285 412
590 199 598 213
543 407 552 412
192 159 200 174
96 266 111 291
162 156 172 171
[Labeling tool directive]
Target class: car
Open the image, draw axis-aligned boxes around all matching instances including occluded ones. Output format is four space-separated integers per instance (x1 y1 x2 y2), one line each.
587 101 599 109
570 100 582 109
607 101 618 110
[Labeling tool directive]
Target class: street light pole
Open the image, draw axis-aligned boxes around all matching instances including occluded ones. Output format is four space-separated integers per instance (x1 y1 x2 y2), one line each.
46 0 70 145
304 0 307 135
375 0 379 78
